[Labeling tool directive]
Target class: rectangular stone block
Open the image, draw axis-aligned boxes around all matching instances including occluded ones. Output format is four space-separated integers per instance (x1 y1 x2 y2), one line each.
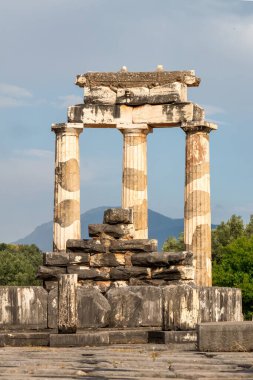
197 322 253 352
107 286 162 328
69 252 90 264
90 253 125 267
110 267 150 280
84 86 117 105
37 265 66 279
0 332 50 347
109 330 149 344
67 265 110 280
76 70 200 88
103 208 133 224
58 274 78 334
132 103 194 124
66 239 106 253
43 252 69 266
152 266 194 280
109 239 158 252
0 287 48 330
50 332 109 347
88 223 135 239
148 330 197 344
68 104 117 126
131 251 193 267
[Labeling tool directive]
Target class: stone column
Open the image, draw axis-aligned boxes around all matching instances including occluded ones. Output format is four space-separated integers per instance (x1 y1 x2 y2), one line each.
52 123 83 252
118 124 152 239
182 122 217 287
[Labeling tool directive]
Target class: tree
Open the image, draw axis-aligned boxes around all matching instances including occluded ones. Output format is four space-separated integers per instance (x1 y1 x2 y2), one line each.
163 232 185 252
212 236 253 319
0 243 42 286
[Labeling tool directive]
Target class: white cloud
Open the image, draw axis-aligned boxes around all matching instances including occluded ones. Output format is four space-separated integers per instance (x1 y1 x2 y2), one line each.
203 105 225 117
0 83 33 108
53 94 83 108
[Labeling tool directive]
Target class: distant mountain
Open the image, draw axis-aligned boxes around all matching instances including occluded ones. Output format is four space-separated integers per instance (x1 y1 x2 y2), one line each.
15 206 215 251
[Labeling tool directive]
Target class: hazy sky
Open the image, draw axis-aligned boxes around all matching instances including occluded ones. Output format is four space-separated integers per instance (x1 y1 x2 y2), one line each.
0 0 253 242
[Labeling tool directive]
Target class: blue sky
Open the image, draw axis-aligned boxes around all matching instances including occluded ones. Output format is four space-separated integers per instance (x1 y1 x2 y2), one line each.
0 0 253 242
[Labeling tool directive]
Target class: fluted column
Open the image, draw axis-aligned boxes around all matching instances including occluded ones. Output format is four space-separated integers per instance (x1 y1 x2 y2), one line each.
182 121 217 286
118 124 152 239
52 123 83 252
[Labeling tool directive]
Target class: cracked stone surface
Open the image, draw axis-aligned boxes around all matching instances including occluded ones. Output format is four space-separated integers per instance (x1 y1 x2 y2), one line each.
0 345 252 379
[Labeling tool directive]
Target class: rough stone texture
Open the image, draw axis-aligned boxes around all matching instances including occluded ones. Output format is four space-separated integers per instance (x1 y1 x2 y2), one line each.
1 346 253 378
67 102 204 127
76 70 201 88
131 251 193 266
48 288 58 329
0 287 47 330
152 266 194 280
69 251 89 264
88 223 135 239
148 330 197 345
163 285 243 331
0 332 50 347
68 266 110 280
90 253 125 267
107 286 162 328
77 287 111 328
110 267 150 280
109 239 158 252
103 207 133 224
198 322 253 352
43 252 69 266
37 265 66 279
67 239 106 253
50 332 109 347
58 274 77 334
51 123 83 252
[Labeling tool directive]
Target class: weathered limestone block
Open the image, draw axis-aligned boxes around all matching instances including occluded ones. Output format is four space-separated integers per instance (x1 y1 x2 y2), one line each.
37 265 66 280
107 286 162 328
163 285 200 331
131 251 193 267
90 253 125 267
109 239 158 252
88 223 135 239
69 252 90 264
77 287 111 328
199 287 243 322
68 102 204 127
197 322 253 352
110 267 150 280
75 70 200 88
132 103 203 125
67 239 106 253
43 252 69 266
103 208 133 224
48 288 58 329
67 265 110 280
84 86 117 105
58 274 77 334
152 266 194 281
163 285 243 331
116 83 187 105
0 287 47 330
50 331 110 347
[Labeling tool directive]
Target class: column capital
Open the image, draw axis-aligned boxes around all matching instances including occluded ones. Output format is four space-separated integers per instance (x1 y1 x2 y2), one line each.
117 123 153 135
51 123 84 135
181 121 217 134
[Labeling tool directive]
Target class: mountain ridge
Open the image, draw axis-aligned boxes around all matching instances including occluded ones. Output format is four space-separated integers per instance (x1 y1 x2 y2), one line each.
15 206 212 251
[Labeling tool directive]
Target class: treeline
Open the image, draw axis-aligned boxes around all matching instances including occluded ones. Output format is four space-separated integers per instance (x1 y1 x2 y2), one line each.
163 215 253 319
0 243 42 286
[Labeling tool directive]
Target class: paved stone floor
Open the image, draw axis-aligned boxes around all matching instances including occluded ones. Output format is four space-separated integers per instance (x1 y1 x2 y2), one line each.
0 345 252 379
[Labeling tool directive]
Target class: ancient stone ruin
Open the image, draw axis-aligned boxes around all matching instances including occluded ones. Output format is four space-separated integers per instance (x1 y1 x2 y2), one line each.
0 68 250 351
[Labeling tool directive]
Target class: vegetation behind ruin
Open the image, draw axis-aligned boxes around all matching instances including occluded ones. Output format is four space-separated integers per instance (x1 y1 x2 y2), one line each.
163 215 253 319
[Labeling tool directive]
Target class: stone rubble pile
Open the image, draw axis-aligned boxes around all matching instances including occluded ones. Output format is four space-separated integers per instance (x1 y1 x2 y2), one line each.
37 208 194 292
